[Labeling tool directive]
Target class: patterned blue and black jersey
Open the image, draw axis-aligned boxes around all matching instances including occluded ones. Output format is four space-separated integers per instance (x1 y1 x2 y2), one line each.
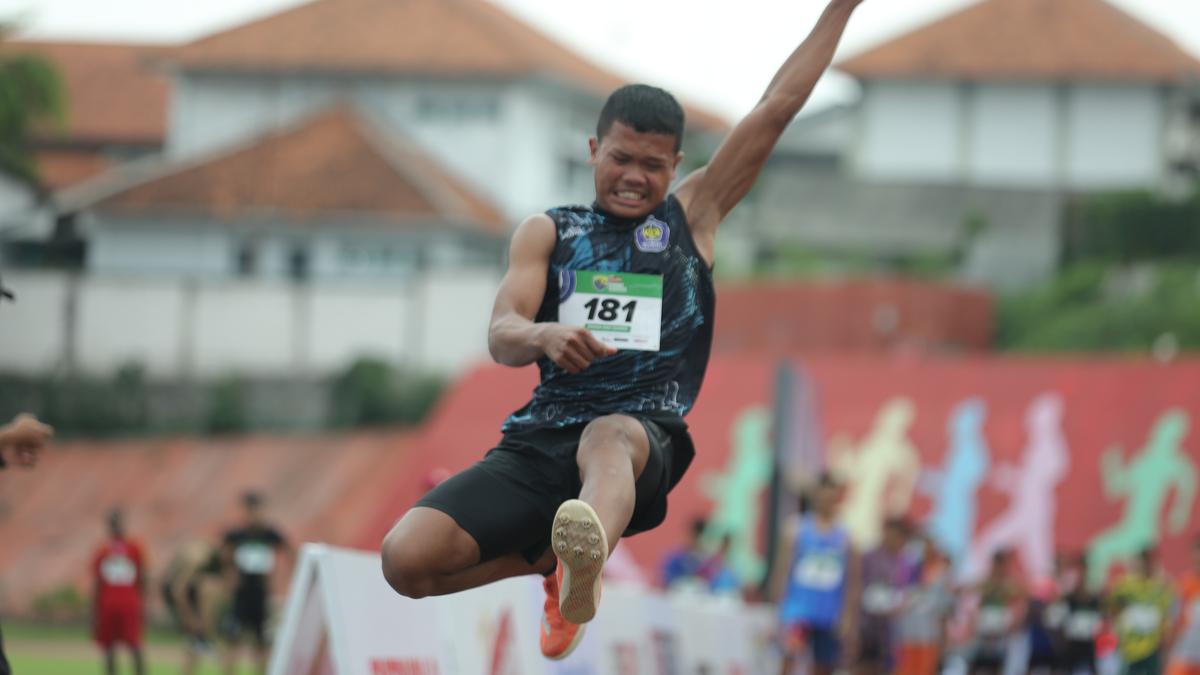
502 195 715 433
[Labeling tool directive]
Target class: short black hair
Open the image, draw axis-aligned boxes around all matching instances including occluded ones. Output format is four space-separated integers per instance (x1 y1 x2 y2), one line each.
597 84 686 153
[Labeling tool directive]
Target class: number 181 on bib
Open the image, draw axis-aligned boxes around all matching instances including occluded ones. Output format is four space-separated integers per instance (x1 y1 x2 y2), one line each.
558 270 663 352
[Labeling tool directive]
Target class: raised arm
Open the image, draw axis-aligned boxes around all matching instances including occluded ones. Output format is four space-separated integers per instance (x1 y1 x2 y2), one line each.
676 0 864 254
487 215 615 373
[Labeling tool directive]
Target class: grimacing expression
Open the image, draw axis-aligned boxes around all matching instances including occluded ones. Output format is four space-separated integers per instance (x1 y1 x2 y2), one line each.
590 121 683 219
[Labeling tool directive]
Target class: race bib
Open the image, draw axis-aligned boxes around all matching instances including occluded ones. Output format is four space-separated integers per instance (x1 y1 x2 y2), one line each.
1065 610 1102 640
1120 604 1162 635
100 554 137 586
235 542 276 575
862 584 904 613
794 553 844 590
977 606 1012 635
1044 601 1069 629
559 270 662 352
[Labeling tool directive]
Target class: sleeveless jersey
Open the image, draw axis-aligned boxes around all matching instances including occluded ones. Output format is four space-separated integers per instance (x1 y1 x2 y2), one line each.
502 195 714 433
781 516 850 628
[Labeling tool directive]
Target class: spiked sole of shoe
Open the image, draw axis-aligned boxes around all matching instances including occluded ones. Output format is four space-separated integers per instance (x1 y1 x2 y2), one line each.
551 499 608 625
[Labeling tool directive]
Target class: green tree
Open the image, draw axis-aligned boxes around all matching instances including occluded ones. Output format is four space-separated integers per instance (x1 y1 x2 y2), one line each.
0 26 66 187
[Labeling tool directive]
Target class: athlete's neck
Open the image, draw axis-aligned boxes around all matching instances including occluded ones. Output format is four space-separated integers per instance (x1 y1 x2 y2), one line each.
591 200 657 226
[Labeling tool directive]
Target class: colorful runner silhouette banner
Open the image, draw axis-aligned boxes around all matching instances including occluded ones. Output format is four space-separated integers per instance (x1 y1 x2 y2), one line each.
364 357 1200 591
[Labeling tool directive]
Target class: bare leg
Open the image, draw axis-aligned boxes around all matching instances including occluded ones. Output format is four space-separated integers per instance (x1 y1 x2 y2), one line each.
255 644 269 675
103 648 115 675
182 643 199 675
382 507 556 598
575 415 650 552
132 646 145 675
222 637 239 675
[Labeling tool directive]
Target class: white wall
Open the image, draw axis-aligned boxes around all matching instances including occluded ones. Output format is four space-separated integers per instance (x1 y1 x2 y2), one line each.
0 270 500 378
1065 84 1163 189
968 85 1058 186
88 224 232 279
0 271 70 372
167 74 599 224
855 80 1168 190
857 81 964 181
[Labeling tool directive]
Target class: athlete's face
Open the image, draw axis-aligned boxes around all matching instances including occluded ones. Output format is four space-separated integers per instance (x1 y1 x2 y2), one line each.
589 121 682 219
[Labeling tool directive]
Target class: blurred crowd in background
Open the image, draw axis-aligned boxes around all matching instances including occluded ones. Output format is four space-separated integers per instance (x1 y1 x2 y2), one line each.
658 475 1200 675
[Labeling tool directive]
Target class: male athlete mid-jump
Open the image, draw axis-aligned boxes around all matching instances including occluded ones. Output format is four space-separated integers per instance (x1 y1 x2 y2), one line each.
382 0 866 660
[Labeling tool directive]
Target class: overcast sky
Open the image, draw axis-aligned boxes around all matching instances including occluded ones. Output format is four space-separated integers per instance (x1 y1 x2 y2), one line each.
3 0 1200 120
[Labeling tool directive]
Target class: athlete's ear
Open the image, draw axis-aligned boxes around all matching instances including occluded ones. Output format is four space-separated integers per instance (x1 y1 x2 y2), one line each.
588 137 600 165
673 152 684 169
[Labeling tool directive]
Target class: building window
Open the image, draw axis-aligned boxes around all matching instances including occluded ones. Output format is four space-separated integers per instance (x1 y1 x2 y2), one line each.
289 245 310 282
235 242 258 277
416 95 499 122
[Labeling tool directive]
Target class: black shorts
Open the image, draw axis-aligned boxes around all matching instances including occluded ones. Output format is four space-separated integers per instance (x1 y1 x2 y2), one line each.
228 587 268 647
416 415 684 564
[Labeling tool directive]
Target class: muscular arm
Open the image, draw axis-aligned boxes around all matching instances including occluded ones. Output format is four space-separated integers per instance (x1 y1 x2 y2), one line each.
488 215 615 372
676 0 864 254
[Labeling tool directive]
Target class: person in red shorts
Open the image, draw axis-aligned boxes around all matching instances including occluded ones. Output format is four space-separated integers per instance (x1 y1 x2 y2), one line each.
92 508 147 675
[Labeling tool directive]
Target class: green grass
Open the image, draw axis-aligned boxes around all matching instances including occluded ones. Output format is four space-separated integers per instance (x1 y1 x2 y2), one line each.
8 653 257 674
4 620 259 674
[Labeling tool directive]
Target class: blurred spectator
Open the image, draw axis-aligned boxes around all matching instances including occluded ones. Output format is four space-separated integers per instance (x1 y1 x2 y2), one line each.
1048 552 1104 675
1108 547 1174 675
851 516 919 674
896 537 954 675
1169 536 1200 675
772 473 853 675
0 413 53 675
661 517 710 589
966 549 1027 675
222 491 291 675
162 539 228 675
91 508 147 675
1026 576 1061 674
701 535 742 596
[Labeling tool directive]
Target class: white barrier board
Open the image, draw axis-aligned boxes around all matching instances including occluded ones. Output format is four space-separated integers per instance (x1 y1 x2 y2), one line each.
269 544 775 675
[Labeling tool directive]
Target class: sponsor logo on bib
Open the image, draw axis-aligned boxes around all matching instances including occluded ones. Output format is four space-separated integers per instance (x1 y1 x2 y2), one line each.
635 217 670 253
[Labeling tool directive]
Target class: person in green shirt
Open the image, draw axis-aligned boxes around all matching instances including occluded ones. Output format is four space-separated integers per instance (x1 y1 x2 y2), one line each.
1108 547 1175 675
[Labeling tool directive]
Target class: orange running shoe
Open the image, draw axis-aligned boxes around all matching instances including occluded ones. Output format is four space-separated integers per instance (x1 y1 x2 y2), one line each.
540 566 585 660
551 499 608 625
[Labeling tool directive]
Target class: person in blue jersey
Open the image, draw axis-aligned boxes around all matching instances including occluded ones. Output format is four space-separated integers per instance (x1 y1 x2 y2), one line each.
772 474 856 675
379 0 868 661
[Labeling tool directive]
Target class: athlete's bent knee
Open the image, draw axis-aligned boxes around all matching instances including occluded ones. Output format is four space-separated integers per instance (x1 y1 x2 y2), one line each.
380 531 436 599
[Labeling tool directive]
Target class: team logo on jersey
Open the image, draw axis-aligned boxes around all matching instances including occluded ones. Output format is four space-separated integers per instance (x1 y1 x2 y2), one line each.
592 274 627 292
635 216 670 253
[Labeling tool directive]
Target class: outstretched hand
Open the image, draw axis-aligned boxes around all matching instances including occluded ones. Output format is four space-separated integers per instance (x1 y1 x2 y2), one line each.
0 413 55 468
539 324 617 374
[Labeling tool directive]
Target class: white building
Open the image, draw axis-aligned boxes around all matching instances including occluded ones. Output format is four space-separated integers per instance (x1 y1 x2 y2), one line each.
160 0 726 226
840 0 1200 191
67 107 508 283
745 0 1200 288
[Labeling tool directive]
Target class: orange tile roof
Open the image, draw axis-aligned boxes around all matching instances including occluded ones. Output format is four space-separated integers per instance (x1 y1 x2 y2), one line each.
170 0 728 132
4 40 169 144
97 106 506 232
838 0 1200 82
35 149 115 191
